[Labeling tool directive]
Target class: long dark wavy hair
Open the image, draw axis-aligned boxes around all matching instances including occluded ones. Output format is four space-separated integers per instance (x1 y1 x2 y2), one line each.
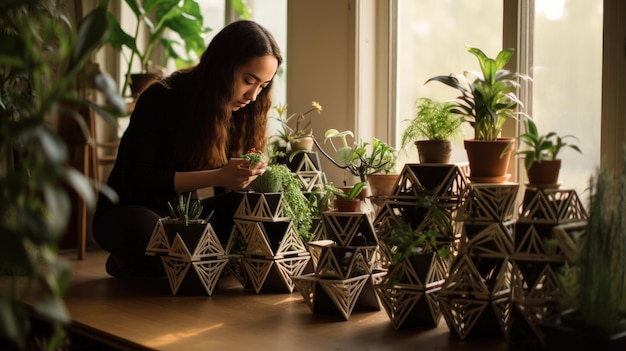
163 20 282 170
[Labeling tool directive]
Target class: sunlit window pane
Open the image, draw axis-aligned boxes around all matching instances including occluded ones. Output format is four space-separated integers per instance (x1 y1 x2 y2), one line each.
395 1 503 166
532 0 602 197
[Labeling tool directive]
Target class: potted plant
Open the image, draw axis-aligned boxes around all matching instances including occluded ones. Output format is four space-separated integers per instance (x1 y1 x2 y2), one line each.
270 101 322 152
400 97 465 164
155 192 217 254
313 129 397 197
516 118 582 187
323 181 367 212
102 0 211 98
375 196 453 329
426 46 531 183
0 2 124 349
242 148 314 243
541 156 626 350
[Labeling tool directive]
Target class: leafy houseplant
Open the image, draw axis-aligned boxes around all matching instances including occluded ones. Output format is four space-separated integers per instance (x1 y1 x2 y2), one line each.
315 129 398 183
516 118 582 186
324 181 367 212
270 101 322 152
377 195 452 285
401 98 464 164
102 0 211 97
243 149 314 242
426 46 531 182
0 2 124 349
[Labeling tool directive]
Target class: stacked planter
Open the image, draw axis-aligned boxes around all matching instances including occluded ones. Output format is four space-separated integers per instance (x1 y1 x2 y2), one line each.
231 192 311 293
509 186 587 347
372 163 468 330
145 219 229 296
438 183 520 340
286 151 326 241
291 211 383 320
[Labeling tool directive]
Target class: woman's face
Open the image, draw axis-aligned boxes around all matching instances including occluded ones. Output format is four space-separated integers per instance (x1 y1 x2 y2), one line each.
231 55 278 111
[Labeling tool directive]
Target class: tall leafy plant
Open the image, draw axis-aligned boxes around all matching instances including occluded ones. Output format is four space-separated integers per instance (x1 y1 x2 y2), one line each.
426 46 530 141
0 1 124 349
102 0 252 97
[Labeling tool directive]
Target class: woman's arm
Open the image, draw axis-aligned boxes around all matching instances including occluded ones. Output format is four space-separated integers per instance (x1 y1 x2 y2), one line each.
174 158 266 193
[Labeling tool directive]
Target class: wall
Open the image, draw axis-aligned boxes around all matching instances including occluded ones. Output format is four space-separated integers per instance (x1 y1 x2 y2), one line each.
287 0 358 186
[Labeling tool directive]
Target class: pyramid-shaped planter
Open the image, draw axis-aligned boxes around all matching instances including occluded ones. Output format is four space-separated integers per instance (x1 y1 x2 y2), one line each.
243 255 311 293
314 245 376 279
438 254 513 340
161 256 229 296
375 252 448 330
392 163 468 206
145 218 229 296
146 218 226 259
375 284 441 330
385 253 448 290
456 184 520 222
235 192 290 221
322 211 378 247
519 187 587 224
292 272 384 320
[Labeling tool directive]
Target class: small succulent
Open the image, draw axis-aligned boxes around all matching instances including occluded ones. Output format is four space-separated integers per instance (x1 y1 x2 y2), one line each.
167 192 213 226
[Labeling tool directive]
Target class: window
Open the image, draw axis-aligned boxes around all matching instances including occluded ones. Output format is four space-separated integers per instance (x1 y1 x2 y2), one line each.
394 0 602 197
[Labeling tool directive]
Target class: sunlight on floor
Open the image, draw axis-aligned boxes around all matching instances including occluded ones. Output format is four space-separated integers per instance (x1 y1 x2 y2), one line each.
146 323 224 348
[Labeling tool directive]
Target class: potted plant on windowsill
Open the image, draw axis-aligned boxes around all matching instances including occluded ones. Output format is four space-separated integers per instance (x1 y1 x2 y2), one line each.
426 46 531 183
102 0 211 99
516 118 582 187
270 101 322 152
400 97 465 164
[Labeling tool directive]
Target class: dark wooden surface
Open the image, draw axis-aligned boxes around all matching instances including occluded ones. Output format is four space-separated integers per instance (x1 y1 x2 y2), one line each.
56 249 512 351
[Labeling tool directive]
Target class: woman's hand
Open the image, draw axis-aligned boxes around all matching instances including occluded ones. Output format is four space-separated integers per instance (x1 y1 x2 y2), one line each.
219 158 266 191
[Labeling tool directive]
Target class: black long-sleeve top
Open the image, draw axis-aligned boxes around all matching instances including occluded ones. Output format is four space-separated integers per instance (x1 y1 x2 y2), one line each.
98 83 186 214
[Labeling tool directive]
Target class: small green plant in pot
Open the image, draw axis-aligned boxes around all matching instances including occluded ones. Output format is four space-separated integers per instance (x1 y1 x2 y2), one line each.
315 130 397 183
270 101 322 152
324 181 367 212
426 46 531 182
516 118 582 186
166 192 214 226
377 195 453 286
400 97 465 164
242 148 314 242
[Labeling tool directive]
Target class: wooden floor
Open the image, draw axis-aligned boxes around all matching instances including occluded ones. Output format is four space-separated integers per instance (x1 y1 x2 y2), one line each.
56 249 513 351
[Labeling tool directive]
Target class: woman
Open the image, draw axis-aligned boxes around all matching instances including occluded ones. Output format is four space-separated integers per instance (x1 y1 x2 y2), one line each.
93 20 282 278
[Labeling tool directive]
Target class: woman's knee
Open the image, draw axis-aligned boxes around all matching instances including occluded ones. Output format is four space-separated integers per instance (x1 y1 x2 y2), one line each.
92 205 162 256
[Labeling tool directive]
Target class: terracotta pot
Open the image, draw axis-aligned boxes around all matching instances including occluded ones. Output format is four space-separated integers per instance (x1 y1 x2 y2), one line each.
340 185 371 200
527 159 561 186
367 174 399 197
289 136 314 152
334 198 362 212
464 138 515 183
415 140 452 164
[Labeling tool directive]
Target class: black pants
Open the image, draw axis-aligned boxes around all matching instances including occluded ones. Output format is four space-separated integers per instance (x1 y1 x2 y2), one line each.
92 191 244 275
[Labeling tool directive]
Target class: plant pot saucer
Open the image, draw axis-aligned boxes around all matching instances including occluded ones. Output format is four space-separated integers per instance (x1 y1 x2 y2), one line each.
525 182 561 189
469 174 511 183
